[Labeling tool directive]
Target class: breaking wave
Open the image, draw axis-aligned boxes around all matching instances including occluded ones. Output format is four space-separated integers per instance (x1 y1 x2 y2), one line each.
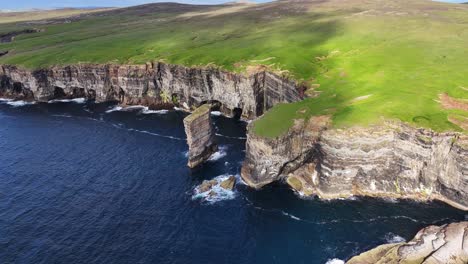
210 111 222 116
384 233 406 243
208 145 228 161
48 98 86 104
142 109 168 114
192 174 237 203
4 100 36 107
325 259 345 264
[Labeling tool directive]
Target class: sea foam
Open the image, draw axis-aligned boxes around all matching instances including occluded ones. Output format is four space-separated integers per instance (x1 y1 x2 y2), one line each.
208 145 228 161
48 98 86 104
5 100 36 107
325 259 345 264
192 174 237 203
384 233 406 243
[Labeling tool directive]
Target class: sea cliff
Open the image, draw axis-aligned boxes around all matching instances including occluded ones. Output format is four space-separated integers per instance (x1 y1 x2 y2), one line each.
241 119 468 210
0 63 302 119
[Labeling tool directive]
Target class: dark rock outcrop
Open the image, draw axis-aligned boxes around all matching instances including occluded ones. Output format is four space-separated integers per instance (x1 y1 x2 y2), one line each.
0 29 43 43
0 63 302 119
183 104 217 168
347 222 468 264
241 120 468 210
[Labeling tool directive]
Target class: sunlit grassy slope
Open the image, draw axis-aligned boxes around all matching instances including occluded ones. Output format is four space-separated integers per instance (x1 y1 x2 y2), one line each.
0 0 467 137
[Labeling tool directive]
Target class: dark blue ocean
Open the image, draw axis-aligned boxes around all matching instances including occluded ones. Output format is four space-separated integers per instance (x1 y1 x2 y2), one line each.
0 99 465 264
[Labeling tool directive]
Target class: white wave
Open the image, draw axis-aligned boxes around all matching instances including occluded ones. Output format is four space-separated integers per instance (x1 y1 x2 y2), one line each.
281 211 302 221
210 111 222 116
126 128 184 141
105 105 146 113
382 197 399 203
384 233 406 243
142 108 169 114
5 100 35 107
183 151 189 158
325 259 345 264
208 145 228 161
192 174 237 203
48 98 86 104
0 98 13 102
105 106 123 113
215 133 247 140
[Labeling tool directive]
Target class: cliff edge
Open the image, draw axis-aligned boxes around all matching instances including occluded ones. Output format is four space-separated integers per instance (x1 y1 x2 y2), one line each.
241 119 468 210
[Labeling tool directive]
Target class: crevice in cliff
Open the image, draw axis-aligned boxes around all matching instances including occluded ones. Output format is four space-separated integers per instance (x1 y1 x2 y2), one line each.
233 107 243 119
118 88 125 103
0 51 8 57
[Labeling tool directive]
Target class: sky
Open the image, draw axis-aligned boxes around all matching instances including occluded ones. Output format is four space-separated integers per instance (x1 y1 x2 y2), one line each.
0 0 465 11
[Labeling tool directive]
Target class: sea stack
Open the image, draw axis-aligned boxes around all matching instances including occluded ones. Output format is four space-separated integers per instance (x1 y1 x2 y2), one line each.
183 104 218 168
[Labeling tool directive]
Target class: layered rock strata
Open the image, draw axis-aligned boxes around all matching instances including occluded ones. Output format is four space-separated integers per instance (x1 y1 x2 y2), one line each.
347 222 468 264
183 104 217 168
0 63 302 119
241 120 468 210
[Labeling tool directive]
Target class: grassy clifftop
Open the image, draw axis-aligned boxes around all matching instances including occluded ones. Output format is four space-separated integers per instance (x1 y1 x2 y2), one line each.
0 0 467 137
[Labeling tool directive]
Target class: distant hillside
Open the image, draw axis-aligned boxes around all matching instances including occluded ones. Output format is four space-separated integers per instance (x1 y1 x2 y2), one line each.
0 7 112 24
0 0 467 136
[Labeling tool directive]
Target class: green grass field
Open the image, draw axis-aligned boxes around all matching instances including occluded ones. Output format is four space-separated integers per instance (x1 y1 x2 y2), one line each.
0 0 467 137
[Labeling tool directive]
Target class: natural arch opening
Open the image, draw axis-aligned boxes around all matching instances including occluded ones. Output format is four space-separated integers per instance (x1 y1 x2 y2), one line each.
53 87 66 99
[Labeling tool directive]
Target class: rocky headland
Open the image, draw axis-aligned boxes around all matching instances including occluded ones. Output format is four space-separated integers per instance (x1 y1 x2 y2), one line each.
241 118 468 211
347 222 468 264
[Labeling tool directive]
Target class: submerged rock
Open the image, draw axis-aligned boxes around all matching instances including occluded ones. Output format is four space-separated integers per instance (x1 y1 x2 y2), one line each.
347 222 468 264
183 104 218 168
197 179 218 193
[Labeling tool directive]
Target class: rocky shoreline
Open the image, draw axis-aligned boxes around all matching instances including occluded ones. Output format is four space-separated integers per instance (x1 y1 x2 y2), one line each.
0 63 302 119
241 118 468 211
346 222 468 263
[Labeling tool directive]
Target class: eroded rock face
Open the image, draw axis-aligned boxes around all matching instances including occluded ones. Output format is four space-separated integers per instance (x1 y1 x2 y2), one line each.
183 104 217 168
0 63 301 119
241 121 468 210
347 222 468 264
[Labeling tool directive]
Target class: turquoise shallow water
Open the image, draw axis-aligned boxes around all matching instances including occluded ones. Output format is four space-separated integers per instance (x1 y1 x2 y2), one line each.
0 99 465 264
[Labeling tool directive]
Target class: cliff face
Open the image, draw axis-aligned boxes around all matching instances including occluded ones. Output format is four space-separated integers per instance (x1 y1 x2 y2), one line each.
183 104 217 168
347 222 468 264
0 63 301 119
241 120 468 210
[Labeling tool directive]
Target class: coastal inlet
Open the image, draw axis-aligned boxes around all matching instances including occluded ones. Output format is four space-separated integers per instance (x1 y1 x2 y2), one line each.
0 99 466 264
